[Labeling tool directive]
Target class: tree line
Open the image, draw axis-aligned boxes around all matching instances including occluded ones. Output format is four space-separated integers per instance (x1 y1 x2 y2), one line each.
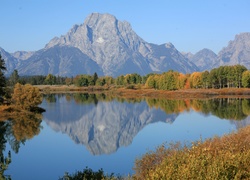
10 65 250 90
2 53 250 92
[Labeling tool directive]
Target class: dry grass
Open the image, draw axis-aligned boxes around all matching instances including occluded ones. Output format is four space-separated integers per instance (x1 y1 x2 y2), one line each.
35 85 109 93
35 85 250 99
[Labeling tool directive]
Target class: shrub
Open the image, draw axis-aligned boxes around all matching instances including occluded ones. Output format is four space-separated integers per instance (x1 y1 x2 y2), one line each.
59 167 123 180
11 83 42 110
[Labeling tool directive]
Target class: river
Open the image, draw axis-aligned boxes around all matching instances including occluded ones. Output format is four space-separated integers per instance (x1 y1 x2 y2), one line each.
3 93 250 179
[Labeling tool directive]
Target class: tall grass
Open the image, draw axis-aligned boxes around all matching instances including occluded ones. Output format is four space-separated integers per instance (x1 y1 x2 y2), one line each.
133 126 250 180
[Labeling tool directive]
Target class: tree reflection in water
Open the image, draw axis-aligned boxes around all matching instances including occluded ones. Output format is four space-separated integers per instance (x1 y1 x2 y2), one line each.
45 93 250 121
0 107 44 179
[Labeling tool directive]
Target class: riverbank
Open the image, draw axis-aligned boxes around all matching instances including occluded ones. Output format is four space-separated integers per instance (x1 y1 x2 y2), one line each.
133 125 250 180
36 85 250 99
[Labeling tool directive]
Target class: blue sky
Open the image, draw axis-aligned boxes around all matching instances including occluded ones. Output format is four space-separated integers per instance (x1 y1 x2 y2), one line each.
1 0 250 54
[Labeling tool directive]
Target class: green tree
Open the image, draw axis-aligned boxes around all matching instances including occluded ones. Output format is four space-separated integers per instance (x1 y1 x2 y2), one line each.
44 74 56 85
0 121 12 180
201 71 209 88
242 70 250 88
74 75 91 87
234 65 247 88
8 69 19 86
96 77 106 86
115 75 125 85
92 72 98 85
103 76 114 86
145 75 157 89
208 68 219 88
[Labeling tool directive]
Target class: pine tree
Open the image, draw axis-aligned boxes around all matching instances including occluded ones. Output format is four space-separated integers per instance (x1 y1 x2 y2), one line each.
0 54 7 99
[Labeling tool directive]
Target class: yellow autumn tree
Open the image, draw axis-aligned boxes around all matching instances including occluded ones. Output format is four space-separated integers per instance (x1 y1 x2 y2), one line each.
176 73 187 89
190 72 202 88
11 83 42 110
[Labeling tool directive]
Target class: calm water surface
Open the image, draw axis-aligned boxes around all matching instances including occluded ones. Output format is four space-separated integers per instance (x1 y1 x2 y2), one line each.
4 94 250 179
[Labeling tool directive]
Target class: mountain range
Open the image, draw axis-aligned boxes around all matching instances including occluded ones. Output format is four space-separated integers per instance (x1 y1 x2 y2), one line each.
1 13 250 77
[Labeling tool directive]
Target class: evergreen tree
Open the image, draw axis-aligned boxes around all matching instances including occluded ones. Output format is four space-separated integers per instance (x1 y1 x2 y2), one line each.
92 72 98 85
0 54 7 99
8 69 19 86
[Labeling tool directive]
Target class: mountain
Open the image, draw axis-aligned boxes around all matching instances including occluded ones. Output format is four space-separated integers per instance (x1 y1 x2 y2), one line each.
44 13 198 76
183 33 250 71
215 32 250 69
17 45 103 76
189 48 218 71
0 47 19 75
11 51 35 60
182 52 194 60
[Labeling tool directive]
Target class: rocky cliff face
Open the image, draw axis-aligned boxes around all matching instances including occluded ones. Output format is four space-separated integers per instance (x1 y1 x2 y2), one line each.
215 33 250 69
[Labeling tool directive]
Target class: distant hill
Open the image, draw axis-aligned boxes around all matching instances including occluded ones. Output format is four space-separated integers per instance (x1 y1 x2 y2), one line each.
186 48 218 71
1 13 250 77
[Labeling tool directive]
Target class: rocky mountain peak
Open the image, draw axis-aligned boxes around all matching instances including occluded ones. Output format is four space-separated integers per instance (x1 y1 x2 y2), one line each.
12 51 35 60
197 48 216 56
220 33 250 54
44 13 152 76
84 13 119 29
235 32 250 43
217 32 250 67
165 42 175 49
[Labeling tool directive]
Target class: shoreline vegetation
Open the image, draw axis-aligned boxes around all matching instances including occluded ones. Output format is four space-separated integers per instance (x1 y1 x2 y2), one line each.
36 84 250 99
132 125 250 180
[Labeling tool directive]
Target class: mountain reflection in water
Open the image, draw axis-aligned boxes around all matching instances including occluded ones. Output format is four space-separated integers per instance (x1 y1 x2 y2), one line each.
42 94 250 155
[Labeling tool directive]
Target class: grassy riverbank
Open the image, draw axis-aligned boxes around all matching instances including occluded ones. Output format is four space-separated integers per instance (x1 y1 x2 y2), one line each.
36 85 250 99
133 125 250 180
